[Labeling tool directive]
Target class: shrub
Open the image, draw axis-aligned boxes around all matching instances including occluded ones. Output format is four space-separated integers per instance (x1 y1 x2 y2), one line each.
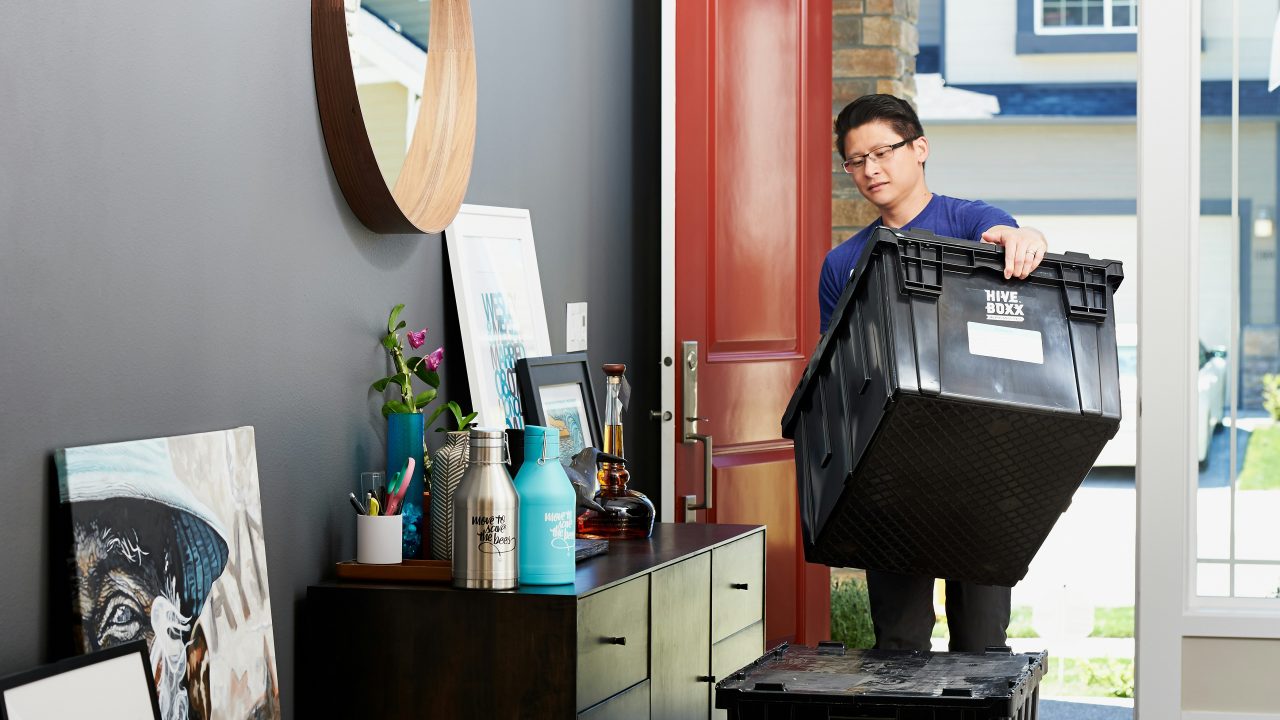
1262 373 1280 421
1083 657 1134 698
829 576 876 649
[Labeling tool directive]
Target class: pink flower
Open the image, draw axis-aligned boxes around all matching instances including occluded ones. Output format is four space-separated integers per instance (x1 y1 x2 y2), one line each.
426 347 444 371
406 329 427 349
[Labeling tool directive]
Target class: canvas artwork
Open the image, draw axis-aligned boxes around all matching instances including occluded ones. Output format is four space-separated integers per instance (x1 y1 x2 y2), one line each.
55 427 280 720
446 205 552 429
539 382 592 467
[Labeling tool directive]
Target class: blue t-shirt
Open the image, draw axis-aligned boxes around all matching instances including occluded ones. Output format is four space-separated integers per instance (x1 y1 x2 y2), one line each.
818 194 1017 332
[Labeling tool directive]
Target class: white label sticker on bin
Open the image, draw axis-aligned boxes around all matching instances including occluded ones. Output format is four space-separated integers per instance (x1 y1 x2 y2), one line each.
967 322 1044 364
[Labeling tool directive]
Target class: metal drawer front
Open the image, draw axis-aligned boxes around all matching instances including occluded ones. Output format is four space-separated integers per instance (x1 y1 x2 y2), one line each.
711 532 764 643
577 679 650 719
577 576 650 711
711 621 764 720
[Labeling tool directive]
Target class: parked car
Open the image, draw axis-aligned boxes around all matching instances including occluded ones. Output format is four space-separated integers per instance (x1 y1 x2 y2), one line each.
1092 323 1228 467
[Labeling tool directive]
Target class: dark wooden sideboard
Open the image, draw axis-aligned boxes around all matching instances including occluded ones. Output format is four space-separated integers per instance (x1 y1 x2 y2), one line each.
303 523 765 718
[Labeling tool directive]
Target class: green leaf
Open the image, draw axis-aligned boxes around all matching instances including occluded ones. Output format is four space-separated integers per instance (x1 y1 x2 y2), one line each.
394 320 406 331
371 377 392 393
457 412 478 429
381 402 394 418
387 304 405 333
387 373 411 389
444 401 465 428
381 333 398 350
413 389 438 408
413 363 440 388
385 400 413 415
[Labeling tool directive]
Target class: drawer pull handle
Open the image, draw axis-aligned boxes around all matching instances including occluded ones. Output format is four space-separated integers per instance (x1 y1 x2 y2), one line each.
697 675 716 683
603 636 627 646
730 582 749 590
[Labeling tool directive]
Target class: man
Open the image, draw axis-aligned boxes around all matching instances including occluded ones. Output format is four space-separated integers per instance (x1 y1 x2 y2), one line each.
821 94 1048 652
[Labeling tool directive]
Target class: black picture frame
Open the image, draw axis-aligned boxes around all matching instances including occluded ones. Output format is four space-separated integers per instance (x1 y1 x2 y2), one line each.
0 641 162 720
515 352 603 461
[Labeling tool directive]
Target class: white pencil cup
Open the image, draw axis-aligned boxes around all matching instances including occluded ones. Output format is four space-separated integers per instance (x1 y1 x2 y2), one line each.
356 514 403 564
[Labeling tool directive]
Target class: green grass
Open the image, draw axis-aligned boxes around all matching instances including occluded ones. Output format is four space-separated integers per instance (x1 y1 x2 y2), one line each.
1239 424 1280 490
1090 606 1134 638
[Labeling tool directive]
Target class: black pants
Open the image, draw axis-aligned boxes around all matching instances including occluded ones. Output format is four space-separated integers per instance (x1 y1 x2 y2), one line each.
866 569 1011 652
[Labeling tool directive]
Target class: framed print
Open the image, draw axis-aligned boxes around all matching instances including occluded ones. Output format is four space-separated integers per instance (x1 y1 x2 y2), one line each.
516 352 602 467
0 641 161 720
445 205 553 428
55 427 280 720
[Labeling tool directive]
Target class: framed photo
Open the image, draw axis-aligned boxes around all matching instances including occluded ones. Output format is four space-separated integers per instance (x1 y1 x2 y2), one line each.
516 353 602 467
445 205 552 429
0 641 162 720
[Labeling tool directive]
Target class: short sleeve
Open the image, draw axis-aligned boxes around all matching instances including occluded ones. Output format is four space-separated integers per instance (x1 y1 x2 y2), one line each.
963 200 1018 241
818 253 843 334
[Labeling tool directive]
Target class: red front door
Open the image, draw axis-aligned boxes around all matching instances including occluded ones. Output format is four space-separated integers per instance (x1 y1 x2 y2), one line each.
674 0 831 648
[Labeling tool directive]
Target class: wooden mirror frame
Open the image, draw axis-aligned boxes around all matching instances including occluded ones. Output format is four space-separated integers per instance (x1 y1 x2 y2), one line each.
312 0 476 234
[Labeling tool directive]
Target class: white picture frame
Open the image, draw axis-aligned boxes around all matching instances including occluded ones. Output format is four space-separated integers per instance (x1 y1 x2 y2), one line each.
0 642 162 720
445 205 552 428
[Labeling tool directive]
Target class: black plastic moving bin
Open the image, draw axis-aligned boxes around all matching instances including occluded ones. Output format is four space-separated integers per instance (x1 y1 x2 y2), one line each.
782 228 1124 586
715 643 1047 720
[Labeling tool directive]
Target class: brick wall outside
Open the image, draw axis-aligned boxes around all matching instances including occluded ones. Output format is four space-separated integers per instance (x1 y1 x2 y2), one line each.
831 0 919 248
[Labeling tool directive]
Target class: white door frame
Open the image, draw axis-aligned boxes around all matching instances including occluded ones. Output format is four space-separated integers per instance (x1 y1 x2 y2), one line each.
659 0 676 523
1136 0 1198 714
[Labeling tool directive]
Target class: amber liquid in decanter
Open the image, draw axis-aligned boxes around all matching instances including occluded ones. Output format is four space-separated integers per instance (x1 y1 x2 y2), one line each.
576 365 655 540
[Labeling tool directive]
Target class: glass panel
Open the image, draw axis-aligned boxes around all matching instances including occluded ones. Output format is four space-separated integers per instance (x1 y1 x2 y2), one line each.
1197 563 1232 596
1196 0 1280 600
1065 6 1084 25
1234 564 1280 598
1198 0 1235 585
1086 5 1103 27
1113 6 1131 28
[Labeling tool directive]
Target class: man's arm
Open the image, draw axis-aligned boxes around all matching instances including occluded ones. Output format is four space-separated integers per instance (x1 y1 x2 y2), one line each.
818 255 842 334
981 225 1048 280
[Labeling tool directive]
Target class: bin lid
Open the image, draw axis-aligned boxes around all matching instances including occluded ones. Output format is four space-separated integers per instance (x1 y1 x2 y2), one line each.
781 228 1123 439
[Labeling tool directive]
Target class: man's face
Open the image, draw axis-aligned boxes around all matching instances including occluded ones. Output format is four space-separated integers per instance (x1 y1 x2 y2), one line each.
842 120 928 210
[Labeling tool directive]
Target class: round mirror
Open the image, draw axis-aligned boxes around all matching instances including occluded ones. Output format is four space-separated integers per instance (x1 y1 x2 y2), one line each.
313 0 475 234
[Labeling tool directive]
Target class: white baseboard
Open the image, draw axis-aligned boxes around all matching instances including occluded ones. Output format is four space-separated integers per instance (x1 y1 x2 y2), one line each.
1182 707 1280 712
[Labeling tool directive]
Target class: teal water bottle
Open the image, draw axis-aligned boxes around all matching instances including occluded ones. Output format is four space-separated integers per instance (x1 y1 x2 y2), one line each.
515 426 577 585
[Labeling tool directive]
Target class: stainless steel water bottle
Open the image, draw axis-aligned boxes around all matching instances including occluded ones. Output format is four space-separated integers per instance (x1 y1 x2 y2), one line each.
451 428 520 589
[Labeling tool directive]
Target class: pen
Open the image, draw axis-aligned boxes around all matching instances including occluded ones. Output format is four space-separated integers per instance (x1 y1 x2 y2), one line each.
348 492 367 515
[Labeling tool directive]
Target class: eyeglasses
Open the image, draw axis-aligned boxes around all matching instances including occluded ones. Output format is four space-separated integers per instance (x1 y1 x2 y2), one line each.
842 137 918 173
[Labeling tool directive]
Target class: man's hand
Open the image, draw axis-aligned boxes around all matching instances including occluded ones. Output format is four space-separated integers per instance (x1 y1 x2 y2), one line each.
981 225 1048 280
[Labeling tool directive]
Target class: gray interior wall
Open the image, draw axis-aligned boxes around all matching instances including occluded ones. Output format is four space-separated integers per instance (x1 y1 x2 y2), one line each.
0 1 659 715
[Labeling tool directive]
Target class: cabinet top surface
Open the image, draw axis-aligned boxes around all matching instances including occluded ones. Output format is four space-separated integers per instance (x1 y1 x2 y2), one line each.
312 523 763 599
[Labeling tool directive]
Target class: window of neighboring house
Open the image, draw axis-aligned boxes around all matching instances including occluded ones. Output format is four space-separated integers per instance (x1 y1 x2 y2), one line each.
1037 0 1137 34
1017 0 1137 53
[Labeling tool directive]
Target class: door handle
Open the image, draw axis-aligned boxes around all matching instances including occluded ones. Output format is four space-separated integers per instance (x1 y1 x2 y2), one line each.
681 340 713 522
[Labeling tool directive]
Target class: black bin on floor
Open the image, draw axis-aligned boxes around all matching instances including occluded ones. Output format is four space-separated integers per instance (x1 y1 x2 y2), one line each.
782 228 1123 586
715 643 1047 720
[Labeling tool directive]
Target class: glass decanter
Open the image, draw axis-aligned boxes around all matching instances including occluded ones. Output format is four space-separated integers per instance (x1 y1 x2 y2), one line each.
576 363 655 539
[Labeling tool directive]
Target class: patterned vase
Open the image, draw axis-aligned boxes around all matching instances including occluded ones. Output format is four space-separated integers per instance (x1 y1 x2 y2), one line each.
386 412 425 559
430 430 470 560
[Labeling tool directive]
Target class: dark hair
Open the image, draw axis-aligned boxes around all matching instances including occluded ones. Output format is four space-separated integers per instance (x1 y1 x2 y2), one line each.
834 94 925 160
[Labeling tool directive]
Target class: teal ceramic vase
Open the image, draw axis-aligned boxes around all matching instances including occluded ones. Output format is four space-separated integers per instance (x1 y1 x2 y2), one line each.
386 412 425 558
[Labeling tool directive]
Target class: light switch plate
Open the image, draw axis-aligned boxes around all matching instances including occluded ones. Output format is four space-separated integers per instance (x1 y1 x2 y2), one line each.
566 302 588 352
